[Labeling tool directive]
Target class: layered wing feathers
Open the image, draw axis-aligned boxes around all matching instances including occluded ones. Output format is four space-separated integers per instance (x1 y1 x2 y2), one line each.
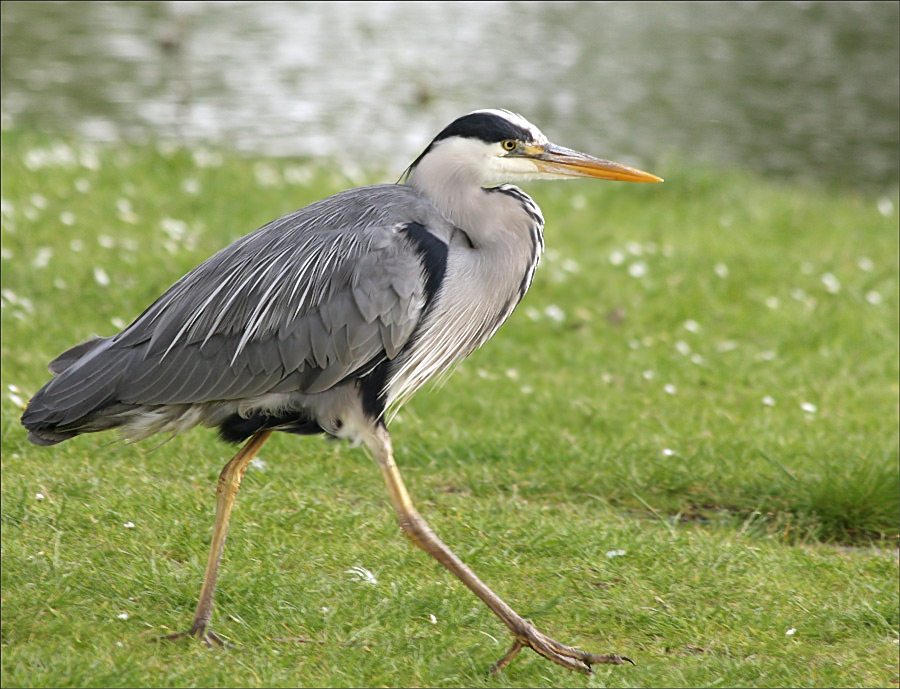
23 185 450 429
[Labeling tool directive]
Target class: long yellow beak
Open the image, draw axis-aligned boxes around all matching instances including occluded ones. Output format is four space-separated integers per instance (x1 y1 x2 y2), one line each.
528 143 663 183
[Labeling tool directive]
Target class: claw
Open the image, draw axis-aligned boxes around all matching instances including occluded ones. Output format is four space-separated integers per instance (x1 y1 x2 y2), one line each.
158 627 233 649
489 639 525 675
489 623 632 675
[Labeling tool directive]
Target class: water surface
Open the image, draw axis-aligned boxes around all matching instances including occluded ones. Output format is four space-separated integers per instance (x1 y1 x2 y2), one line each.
2 1 898 190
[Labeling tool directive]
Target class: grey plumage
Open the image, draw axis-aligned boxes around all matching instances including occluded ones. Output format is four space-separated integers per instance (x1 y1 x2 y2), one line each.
23 111 567 447
23 185 459 442
20 109 661 673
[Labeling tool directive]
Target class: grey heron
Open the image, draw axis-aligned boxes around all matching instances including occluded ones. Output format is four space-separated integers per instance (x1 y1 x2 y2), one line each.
21 109 661 674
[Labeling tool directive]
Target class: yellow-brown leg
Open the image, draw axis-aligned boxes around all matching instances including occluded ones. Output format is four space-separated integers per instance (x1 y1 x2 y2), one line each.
164 430 273 646
365 424 630 674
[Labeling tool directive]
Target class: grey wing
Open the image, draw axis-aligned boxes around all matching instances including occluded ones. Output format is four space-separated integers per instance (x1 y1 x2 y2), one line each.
114 185 446 405
32 185 449 421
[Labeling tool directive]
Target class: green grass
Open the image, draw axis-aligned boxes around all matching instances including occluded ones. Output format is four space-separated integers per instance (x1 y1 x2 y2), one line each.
1 128 898 687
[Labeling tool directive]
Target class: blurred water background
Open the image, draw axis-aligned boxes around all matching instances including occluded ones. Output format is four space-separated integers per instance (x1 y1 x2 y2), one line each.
2 1 898 191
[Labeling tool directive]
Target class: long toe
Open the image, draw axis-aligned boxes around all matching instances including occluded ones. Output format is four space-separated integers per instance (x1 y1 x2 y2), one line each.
492 624 631 675
159 628 233 649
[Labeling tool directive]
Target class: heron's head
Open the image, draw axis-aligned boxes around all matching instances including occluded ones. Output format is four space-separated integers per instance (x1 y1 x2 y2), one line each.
405 109 662 189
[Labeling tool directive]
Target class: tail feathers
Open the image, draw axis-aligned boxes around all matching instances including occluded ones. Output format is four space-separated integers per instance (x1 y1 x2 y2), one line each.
21 337 128 444
23 401 139 445
48 336 106 375
26 428 77 446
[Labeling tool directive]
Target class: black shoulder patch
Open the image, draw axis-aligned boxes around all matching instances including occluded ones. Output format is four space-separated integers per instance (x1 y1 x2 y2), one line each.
402 222 448 309
360 357 392 422
356 222 448 424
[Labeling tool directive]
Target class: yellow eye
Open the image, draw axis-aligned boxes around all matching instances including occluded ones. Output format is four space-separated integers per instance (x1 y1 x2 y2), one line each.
501 140 516 151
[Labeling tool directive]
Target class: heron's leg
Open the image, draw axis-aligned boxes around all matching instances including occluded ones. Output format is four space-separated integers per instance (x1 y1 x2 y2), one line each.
163 430 273 647
366 424 629 674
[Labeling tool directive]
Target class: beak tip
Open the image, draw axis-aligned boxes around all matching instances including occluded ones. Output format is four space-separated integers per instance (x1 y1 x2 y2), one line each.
627 172 664 183
636 171 664 183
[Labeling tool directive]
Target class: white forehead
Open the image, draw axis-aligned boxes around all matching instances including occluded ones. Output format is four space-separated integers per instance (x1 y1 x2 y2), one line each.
470 109 549 144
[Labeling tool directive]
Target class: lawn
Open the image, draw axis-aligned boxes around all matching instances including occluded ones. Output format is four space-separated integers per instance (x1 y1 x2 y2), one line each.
1 128 897 687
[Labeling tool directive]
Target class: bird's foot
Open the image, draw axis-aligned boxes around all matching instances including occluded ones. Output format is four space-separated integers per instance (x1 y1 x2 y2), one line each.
490 623 632 675
159 623 233 649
